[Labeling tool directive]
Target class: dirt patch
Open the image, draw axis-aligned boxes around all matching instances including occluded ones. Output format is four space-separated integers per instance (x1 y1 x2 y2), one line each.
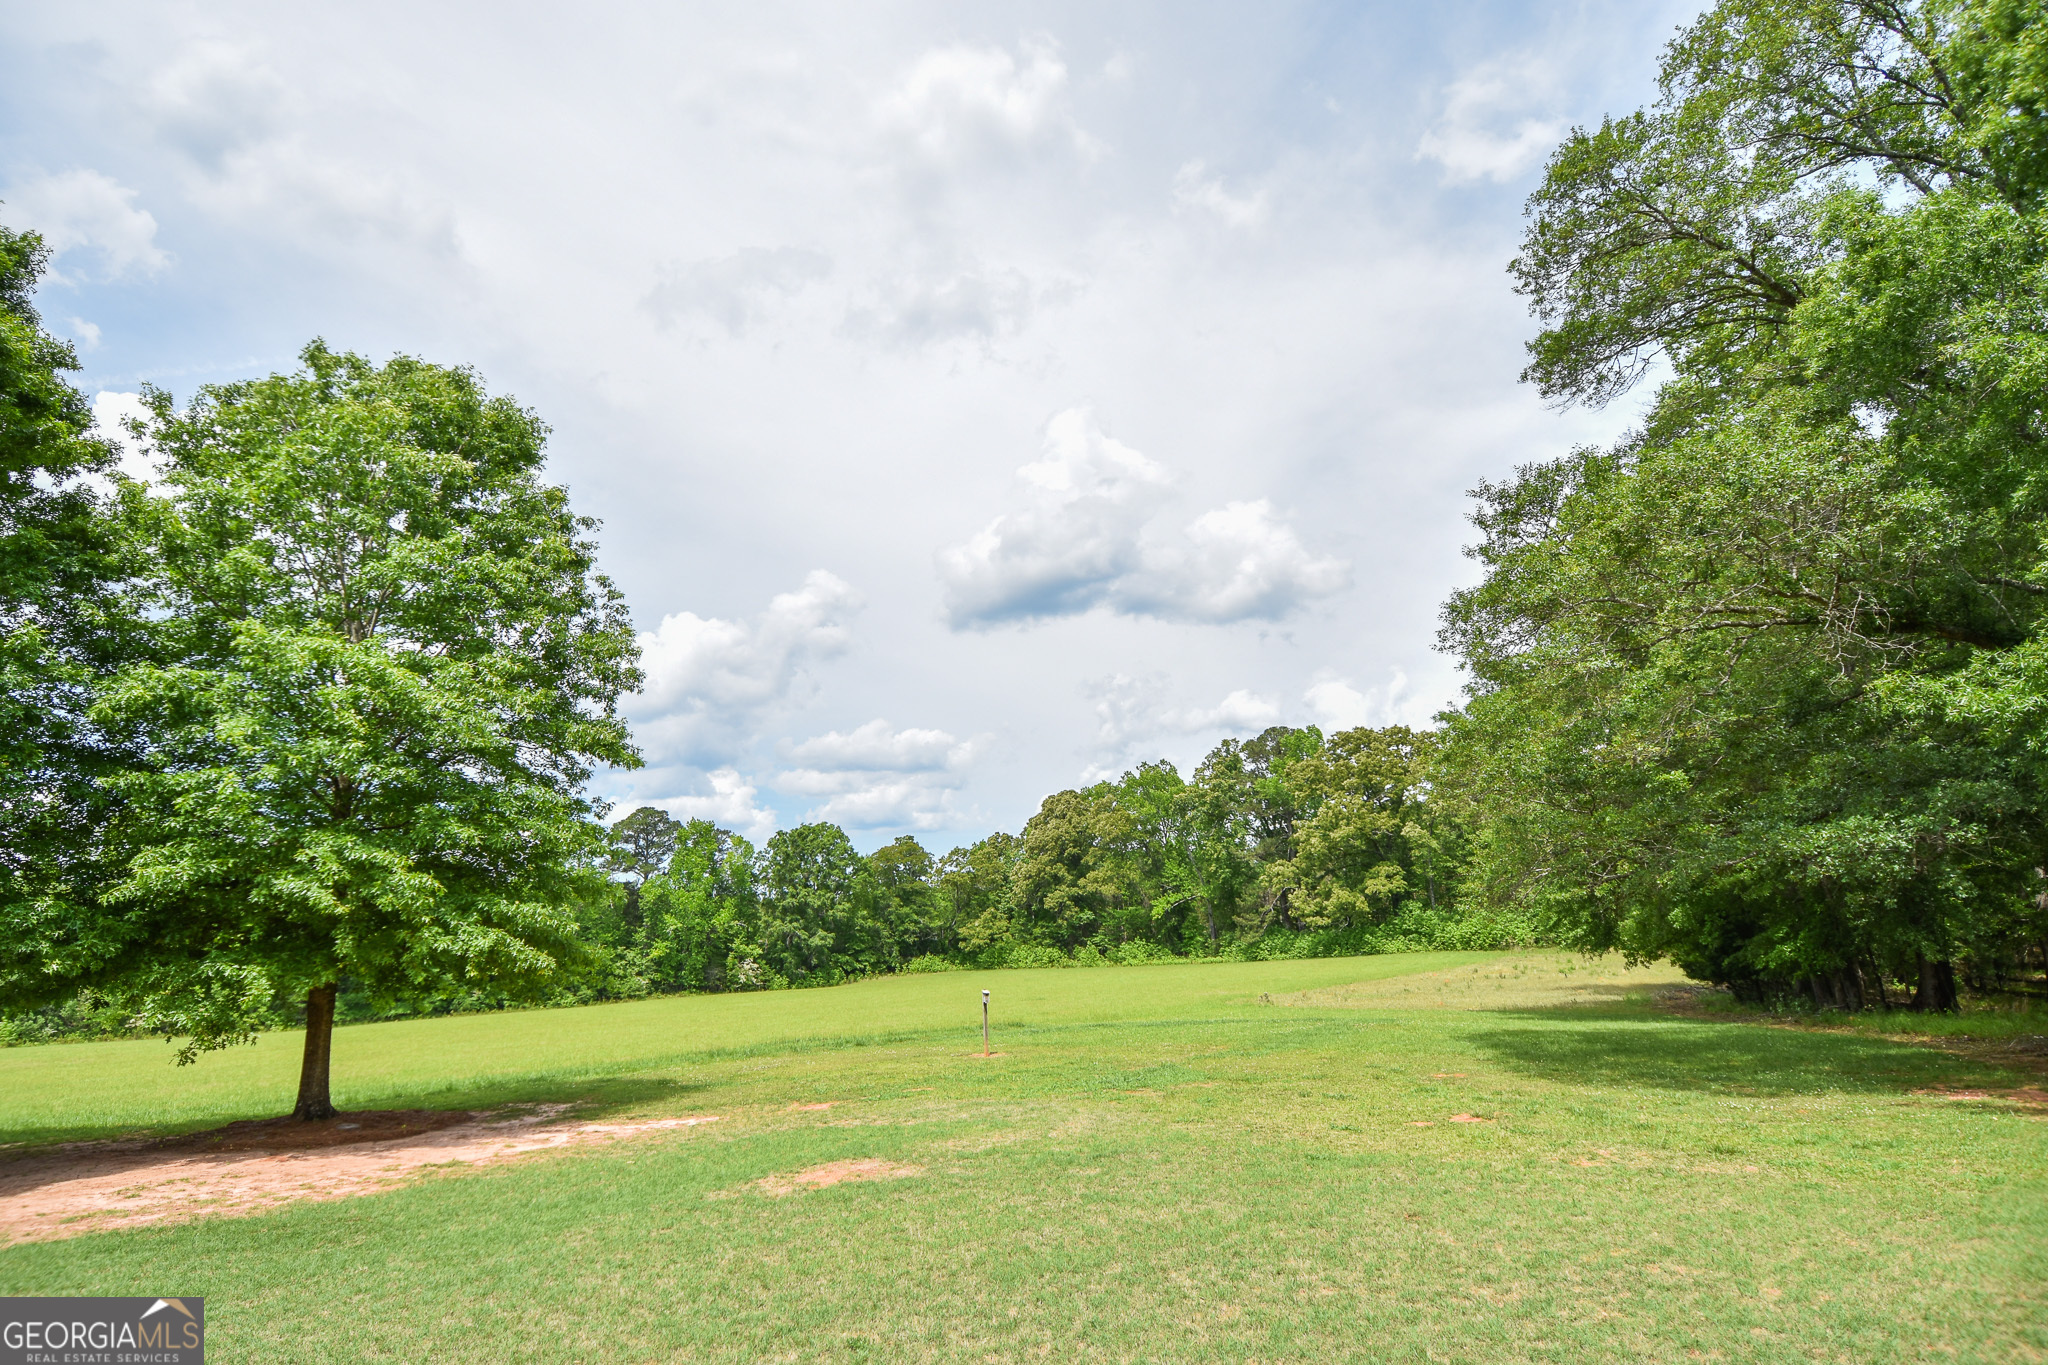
1448 1114 1492 1124
0 1105 720 1246
1912 1085 2048 1110
752 1159 922 1198
1271 950 1693 1012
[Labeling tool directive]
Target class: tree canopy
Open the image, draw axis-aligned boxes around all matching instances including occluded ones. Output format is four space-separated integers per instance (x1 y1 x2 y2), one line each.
1442 0 2048 1008
3 343 643 1114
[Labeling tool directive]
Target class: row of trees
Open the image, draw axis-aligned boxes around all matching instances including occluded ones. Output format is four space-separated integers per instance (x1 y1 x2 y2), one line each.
576 724 1498 996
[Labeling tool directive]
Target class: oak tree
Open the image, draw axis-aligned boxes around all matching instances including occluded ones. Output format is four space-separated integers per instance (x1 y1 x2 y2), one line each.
89 344 640 1116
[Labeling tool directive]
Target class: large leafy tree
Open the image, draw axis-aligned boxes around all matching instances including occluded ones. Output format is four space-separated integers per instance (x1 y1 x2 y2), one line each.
0 219 138 1034
76 343 640 1116
1442 0 2048 1007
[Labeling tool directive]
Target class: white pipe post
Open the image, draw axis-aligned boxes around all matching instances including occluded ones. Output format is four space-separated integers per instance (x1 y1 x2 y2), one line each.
982 989 990 1057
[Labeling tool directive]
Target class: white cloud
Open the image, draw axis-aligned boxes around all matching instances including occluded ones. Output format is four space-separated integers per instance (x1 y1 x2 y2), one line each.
646 246 831 335
633 768 778 843
802 777 967 831
4 171 169 278
774 719 982 830
783 718 976 773
1304 669 1441 730
1172 160 1265 228
1121 500 1351 622
1176 688 1283 733
1082 674 1281 776
879 37 1101 167
67 318 102 351
627 571 864 764
1416 55 1566 184
938 407 1170 624
939 408 1348 627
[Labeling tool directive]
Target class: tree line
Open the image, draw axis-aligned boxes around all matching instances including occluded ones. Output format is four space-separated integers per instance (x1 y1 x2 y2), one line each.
3 0 2046 1118
572 723 1507 999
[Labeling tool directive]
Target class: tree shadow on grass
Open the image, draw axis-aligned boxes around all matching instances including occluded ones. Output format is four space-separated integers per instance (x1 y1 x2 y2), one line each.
0 1074 715 1155
1464 1010 2017 1097
361 1072 715 1122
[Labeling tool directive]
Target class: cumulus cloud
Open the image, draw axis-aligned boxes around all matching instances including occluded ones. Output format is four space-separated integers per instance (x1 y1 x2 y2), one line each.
1172 160 1265 228
1303 669 1441 730
938 407 1170 624
626 571 864 764
774 719 982 830
939 408 1348 627
4 171 169 278
1121 500 1352 622
879 37 1101 167
67 318 102 351
1416 54 1565 184
783 719 976 773
796 777 968 831
632 768 778 843
1079 674 1282 776
646 246 831 335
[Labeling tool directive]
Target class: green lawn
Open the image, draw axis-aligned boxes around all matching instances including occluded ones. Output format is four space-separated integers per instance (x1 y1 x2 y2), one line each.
3 950 2044 1362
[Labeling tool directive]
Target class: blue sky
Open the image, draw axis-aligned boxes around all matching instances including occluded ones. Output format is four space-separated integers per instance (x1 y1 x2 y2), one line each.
2 0 1701 850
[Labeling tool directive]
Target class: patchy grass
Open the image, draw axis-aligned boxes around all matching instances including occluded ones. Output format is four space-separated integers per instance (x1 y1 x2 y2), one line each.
2 949 2044 1362
1269 949 1693 1011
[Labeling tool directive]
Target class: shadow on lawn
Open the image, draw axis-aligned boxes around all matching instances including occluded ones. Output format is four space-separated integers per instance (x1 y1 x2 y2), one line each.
387 1072 712 1121
1465 1011 2009 1097
0 1074 714 1155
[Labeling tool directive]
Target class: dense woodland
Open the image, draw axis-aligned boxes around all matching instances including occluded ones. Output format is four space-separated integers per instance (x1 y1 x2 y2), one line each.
568 723 1502 1003
5 0 2048 1083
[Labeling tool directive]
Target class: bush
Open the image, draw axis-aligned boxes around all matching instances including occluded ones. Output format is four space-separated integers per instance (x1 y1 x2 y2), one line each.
988 943 1065 970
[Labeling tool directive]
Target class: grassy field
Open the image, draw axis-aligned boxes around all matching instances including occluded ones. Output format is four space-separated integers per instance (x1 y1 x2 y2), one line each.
3 950 2044 1362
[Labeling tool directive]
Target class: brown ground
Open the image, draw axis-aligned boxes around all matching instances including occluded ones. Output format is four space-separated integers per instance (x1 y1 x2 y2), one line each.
750 1159 922 1198
0 1104 720 1246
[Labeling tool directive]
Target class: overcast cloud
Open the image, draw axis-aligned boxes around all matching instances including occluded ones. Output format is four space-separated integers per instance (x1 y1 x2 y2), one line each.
4 0 1701 851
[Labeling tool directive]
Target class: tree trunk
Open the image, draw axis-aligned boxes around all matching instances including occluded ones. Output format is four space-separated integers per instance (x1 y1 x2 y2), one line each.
1911 955 1959 1014
293 983 339 1120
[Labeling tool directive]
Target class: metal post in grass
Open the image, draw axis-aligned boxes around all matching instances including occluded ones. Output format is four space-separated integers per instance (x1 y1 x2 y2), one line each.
982 989 990 1057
